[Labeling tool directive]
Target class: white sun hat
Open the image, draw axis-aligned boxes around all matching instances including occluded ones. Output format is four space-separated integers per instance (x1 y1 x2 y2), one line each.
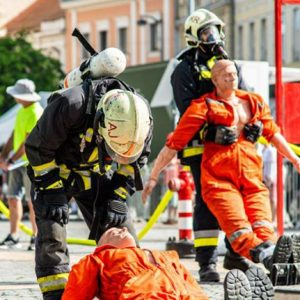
6 79 41 102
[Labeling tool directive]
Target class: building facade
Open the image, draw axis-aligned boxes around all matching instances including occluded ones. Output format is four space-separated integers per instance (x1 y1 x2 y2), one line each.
61 0 176 71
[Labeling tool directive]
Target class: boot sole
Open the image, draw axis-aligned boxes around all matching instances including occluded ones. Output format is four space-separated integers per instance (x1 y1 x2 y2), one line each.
291 234 300 263
224 269 252 300
245 266 274 299
273 235 293 264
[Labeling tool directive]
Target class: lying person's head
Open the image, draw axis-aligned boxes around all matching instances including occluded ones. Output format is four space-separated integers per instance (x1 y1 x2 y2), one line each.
211 59 238 92
98 227 137 248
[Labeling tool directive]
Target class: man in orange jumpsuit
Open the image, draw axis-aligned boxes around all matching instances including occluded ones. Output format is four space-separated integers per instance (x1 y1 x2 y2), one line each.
142 60 300 276
62 227 209 300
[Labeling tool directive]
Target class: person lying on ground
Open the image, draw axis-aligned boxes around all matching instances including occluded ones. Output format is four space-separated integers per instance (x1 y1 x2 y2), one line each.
62 227 209 300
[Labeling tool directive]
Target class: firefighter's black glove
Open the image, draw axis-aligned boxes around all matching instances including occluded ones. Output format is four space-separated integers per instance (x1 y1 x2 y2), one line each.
106 197 128 227
244 121 263 143
35 191 69 225
32 168 69 224
205 125 237 145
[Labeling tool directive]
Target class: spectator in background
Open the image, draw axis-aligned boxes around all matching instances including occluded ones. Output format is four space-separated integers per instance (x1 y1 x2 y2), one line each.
262 144 277 224
0 79 43 250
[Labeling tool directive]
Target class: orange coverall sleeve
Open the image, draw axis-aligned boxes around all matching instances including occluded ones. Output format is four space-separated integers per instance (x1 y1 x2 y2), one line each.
62 255 102 300
256 94 280 142
166 100 207 150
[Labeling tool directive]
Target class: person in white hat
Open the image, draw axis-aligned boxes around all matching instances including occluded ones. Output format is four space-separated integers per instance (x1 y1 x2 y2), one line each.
0 78 43 251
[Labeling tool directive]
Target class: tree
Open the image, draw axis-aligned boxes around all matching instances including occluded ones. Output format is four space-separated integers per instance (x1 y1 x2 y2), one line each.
0 33 64 114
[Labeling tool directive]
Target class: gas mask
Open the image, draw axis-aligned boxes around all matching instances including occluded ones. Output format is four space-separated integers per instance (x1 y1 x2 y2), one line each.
198 25 228 59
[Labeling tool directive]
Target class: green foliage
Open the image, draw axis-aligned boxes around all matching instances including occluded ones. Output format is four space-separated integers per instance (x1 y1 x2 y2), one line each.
0 32 64 114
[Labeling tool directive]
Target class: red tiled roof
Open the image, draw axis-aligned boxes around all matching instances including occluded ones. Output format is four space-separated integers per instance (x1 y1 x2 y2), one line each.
5 0 64 34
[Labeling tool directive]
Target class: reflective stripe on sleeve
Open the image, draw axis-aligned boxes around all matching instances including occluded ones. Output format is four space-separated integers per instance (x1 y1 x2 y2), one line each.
117 165 135 177
32 160 57 176
114 187 128 199
37 273 69 293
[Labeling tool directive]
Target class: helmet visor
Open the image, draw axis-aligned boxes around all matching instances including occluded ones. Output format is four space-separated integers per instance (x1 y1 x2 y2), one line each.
198 25 222 45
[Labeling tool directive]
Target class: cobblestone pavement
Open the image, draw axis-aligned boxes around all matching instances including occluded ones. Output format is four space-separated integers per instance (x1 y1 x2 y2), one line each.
0 218 300 299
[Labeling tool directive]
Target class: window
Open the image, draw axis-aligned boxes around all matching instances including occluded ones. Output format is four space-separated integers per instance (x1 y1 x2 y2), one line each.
249 22 255 60
99 31 107 51
118 27 127 53
260 19 267 61
150 23 159 51
238 25 243 59
81 33 90 59
293 8 300 61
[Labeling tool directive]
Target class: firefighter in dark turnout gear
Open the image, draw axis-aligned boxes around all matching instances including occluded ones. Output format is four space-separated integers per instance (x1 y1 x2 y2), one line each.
171 9 259 282
25 77 152 300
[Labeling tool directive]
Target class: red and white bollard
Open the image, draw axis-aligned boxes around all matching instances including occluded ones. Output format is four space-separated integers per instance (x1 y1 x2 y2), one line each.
166 167 195 257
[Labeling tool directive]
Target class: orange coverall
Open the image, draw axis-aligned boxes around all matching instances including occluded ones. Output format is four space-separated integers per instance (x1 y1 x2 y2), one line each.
166 89 278 259
62 245 208 300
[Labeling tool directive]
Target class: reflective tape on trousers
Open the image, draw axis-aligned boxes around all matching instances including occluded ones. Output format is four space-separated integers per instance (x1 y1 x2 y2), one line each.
37 273 69 293
228 227 252 244
194 237 219 247
194 229 219 239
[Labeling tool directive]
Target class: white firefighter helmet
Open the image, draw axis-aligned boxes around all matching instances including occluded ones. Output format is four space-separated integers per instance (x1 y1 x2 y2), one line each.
96 89 151 164
184 9 225 48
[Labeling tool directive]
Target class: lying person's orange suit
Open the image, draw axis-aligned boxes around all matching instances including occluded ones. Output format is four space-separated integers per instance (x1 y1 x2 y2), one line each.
62 245 209 300
166 89 278 259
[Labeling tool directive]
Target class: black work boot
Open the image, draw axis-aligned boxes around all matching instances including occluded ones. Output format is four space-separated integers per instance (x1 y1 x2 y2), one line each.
199 264 220 282
223 250 254 272
263 235 293 271
245 266 274 299
291 234 300 263
224 269 252 300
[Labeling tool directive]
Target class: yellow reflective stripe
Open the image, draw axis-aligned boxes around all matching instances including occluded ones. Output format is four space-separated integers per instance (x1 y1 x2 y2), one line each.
117 165 134 177
194 237 219 247
59 164 71 180
85 128 93 143
88 147 98 163
258 136 268 145
200 70 211 79
76 170 91 190
45 180 64 190
200 123 208 140
32 160 57 176
206 56 217 69
92 164 112 175
182 165 190 171
183 147 204 157
114 187 128 199
37 273 69 293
